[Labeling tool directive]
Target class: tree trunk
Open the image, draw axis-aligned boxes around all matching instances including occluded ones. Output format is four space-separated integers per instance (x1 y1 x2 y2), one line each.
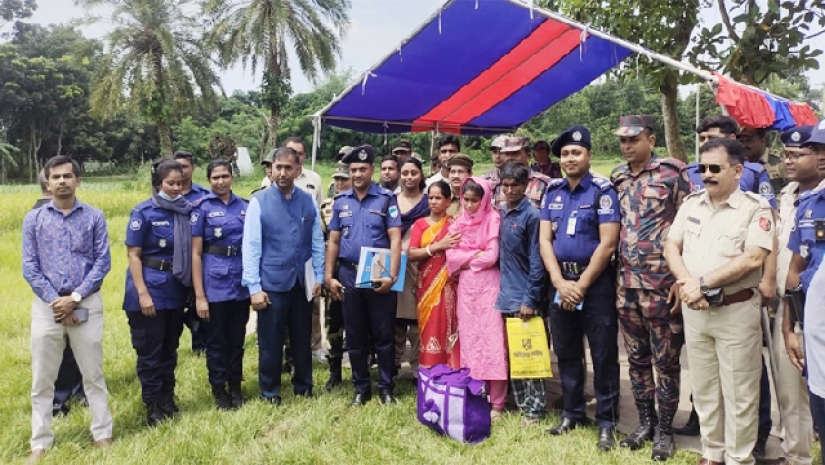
157 121 173 158
659 70 688 162
267 103 280 151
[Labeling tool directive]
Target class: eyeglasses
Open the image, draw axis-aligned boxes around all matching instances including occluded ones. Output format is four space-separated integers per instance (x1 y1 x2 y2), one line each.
782 151 813 163
697 164 722 174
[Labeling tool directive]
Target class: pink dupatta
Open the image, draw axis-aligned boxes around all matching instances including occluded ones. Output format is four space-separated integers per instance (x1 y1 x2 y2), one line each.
446 177 500 274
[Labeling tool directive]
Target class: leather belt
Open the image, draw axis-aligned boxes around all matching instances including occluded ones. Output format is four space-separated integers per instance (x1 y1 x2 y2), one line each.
339 260 358 270
142 256 173 271
560 261 588 276
721 289 754 306
58 288 100 297
205 244 241 257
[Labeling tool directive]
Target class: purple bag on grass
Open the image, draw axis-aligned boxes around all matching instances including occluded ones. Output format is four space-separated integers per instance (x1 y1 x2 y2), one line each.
417 364 491 443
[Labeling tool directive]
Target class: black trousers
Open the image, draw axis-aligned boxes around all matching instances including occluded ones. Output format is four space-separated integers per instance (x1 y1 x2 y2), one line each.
549 271 620 428
203 299 250 388
339 265 396 395
127 309 185 404
52 337 85 410
257 285 313 399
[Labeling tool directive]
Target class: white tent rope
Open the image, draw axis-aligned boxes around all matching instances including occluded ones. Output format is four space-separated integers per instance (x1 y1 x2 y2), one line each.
579 26 589 61
361 71 377 95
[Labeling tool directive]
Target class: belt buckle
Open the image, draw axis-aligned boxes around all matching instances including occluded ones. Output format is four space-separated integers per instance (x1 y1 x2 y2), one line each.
226 245 235 256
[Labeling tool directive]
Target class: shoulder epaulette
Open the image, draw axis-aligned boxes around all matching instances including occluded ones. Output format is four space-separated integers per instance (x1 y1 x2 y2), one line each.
742 190 772 208
591 176 612 190
658 157 687 170
743 162 766 174
134 199 154 211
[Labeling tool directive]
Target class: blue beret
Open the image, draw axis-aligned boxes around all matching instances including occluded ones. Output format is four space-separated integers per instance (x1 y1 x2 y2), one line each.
780 125 813 147
341 144 376 164
552 125 592 156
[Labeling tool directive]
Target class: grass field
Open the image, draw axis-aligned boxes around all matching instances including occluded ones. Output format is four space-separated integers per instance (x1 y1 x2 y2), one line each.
0 160 712 464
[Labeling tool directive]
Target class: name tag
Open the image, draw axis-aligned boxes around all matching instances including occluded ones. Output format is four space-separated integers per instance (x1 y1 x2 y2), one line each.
302 216 312 222
579 204 591 209
688 216 701 225
152 221 170 226
208 211 225 218
338 211 353 218
546 203 563 210
369 209 386 217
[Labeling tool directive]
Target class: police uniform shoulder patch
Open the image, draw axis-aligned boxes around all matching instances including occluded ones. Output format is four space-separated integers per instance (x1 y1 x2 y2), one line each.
759 181 772 196
190 211 199 225
388 205 399 218
129 218 142 231
759 216 772 232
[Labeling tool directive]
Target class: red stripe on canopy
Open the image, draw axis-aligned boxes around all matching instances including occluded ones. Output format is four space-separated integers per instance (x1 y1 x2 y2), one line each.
412 19 580 131
789 103 818 126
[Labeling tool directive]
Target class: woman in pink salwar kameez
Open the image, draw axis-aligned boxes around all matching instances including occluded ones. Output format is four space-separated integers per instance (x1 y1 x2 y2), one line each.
446 176 508 420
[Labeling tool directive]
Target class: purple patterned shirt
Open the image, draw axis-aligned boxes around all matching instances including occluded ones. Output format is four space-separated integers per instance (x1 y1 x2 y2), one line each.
22 199 111 303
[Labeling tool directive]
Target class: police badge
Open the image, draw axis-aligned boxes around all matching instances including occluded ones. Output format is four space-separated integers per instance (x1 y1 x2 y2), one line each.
159 238 167 248
215 227 223 238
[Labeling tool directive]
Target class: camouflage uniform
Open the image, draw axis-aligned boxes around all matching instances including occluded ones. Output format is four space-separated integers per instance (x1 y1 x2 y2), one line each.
492 170 552 209
611 154 690 413
760 148 788 195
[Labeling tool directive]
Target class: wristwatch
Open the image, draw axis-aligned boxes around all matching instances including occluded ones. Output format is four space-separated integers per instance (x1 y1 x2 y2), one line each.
699 277 709 295
71 291 82 303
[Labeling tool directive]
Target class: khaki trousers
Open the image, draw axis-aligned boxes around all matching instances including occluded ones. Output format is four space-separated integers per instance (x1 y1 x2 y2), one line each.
311 296 324 351
30 292 113 450
684 296 762 465
773 305 813 465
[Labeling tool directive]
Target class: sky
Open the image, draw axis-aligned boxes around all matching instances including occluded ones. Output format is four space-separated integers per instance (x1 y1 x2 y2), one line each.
20 0 825 97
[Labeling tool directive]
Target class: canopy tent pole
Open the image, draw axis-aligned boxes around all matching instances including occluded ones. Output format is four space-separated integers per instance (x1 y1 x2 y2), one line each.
429 129 437 175
695 86 701 163
311 116 321 172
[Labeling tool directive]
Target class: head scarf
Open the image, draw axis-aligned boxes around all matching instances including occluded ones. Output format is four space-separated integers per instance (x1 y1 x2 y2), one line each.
151 193 193 288
452 176 498 249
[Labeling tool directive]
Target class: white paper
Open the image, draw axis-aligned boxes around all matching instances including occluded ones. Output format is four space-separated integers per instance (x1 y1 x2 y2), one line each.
304 259 315 302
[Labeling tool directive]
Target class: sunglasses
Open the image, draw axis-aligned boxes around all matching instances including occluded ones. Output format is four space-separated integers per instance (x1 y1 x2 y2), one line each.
698 164 723 174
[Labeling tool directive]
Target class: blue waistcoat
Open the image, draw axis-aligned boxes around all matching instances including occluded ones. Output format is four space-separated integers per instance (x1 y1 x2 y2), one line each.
257 186 316 292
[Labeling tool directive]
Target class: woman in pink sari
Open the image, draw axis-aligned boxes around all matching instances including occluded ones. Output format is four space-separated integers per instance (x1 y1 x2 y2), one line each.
446 176 508 420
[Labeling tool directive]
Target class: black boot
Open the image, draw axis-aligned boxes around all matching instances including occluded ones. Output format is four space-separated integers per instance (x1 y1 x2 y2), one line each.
159 392 179 418
651 409 676 461
146 402 165 426
228 382 244 410
212 384 232 411
325 357 343 391
619 400 657 450
673 408 700 436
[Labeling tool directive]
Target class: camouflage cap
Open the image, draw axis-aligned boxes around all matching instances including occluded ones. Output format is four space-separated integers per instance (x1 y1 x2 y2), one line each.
391 139 412 154
332 162 350 179
499 136 531 153
446 153 474 170
614 115 655 137
490 135 508 149
261 148 277 165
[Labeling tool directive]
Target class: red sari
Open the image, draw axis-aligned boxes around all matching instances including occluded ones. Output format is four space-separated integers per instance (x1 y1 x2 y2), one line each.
410 216 460 369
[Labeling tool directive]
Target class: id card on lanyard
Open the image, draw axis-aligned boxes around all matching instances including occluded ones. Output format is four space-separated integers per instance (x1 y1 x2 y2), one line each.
566 211 578 236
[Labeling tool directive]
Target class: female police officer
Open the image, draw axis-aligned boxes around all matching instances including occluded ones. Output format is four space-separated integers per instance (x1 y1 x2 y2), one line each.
124 159 194 426
192 159 250 411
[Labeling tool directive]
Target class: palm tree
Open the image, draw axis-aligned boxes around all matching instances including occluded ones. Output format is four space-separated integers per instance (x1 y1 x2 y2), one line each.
0 139 19 184
77 0 221 157
206 0 350 150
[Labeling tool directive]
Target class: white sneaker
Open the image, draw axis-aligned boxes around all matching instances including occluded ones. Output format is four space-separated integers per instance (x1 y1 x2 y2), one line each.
312 349 329 364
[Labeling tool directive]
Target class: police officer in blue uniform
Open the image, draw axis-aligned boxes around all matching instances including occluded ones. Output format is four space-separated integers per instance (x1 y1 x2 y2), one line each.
173 150 210 355
124 159 194 426
786 121 825 453
192 159 250 411
686 116 777 208
326 144 403 406
242 147 325 404
539 125 622 451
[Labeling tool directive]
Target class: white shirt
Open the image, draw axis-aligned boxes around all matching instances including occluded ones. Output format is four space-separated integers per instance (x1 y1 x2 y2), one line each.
261 168 325 205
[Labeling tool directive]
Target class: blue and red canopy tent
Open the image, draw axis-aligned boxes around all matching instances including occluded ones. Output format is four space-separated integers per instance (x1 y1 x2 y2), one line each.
310 0 818 168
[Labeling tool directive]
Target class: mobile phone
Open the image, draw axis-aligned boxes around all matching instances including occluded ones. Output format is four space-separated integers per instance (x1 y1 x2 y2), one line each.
74 307 89 323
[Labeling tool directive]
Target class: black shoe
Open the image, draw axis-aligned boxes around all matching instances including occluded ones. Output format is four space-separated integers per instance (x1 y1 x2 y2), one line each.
378 389 397 405
228 383 244 410
350 392 371 407
619 400 657 450
546 417 586 436
52 403 70 418
651 408 677 461
673 409 700 436
159 395 179 418
261 395 282 406
752 437 767 460
212 385 232 411
146 402 165 426
597 427 616 451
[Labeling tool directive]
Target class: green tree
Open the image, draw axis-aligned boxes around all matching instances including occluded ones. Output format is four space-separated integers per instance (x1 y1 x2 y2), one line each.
205 0 351 154
0 0 35 30
77 0 221 157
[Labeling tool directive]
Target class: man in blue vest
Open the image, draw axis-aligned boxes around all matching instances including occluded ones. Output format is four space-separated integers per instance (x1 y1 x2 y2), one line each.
242 147 325 404
326 144 402 406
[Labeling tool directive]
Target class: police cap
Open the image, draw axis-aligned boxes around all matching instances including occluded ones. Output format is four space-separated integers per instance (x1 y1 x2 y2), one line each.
261 148 276 165
341 144 377 164
780 125 813 148
500 136 531 153
803 119 825 147
446 153 474 170
332 162 350 179
552 125 592 156
391 139 412 154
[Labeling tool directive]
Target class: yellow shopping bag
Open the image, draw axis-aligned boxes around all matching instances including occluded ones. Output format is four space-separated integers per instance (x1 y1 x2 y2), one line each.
506 317 552 379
